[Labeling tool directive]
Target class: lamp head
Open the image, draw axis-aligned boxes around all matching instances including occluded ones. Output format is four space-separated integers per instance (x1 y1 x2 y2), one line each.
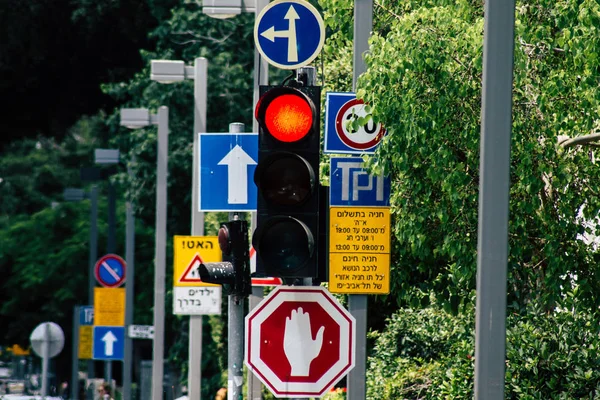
151 60 186 83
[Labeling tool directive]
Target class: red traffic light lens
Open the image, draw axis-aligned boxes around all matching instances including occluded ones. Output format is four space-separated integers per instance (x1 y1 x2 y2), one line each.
264 94 313 142
256 87 316 143
218 225 231 255
254 153 315 206
254 217 314 272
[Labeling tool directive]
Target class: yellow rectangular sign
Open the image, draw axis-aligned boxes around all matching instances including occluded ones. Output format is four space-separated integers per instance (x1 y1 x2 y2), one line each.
78 326 93 359
173 236 222 287
93 287 125 326
329 207 391 294
329 253 390 294
329 207 391 253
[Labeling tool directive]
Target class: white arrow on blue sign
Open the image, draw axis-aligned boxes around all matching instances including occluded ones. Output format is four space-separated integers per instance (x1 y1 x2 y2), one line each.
93 326 125 360
254 0 325 70
198 132 258 212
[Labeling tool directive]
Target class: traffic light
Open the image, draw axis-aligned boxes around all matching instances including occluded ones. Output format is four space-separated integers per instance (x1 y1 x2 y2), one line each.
198 219 251 296
253 83 321 278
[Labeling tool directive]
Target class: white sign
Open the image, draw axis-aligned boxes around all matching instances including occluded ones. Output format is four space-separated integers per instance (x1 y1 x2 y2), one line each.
173 286 222 315
128 325 155 339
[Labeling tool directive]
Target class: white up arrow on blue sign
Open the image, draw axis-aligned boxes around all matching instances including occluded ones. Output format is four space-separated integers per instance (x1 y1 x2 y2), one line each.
93 326 125 360
254 0 325 70
198 132 258 212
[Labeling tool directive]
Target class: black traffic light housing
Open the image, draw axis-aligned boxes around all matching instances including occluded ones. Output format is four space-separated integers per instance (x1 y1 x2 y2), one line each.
198 219 251 297
253 83 321 278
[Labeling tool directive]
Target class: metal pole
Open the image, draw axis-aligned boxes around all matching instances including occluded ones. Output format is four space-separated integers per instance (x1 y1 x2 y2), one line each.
352 0 373 89
123 164 136 400
188 57 207 400
105 182 117 383
226 124 245 400
152 106 169 400
41 323 50 399
474 1 516 399
71 307 80 400
348 2 372 399
248 3 269 399
228 293 243 400
88 185 98 381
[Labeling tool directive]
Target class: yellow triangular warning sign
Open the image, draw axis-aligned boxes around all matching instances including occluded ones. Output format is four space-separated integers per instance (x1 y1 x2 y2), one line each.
179 254 204 283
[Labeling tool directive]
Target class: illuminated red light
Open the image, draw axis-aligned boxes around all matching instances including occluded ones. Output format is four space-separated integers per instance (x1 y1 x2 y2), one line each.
264 94 313 142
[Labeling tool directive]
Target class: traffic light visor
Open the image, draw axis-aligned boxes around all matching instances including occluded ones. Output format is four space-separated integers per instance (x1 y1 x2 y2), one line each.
256 88 315 143
254 153 315 206
254 217 315 272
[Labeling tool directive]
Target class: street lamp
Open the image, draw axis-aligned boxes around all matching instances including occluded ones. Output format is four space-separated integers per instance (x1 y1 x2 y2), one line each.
150 58 206 400
120 107 169 400
201 0 255 18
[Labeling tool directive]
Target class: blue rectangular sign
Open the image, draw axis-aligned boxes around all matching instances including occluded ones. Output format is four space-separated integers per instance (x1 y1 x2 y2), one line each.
198 132 258 212
93 326 125 361
79 306 94 326
330 157 391 207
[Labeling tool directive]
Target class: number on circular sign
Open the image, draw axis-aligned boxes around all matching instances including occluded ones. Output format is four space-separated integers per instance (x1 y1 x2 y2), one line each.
335 99 385 151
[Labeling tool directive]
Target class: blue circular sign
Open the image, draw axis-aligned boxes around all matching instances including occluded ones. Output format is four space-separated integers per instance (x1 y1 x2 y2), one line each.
95 254 126 288
254 0 325 70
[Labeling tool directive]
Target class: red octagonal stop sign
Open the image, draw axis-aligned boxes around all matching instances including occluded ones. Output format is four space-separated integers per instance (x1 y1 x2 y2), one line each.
245 286 356 398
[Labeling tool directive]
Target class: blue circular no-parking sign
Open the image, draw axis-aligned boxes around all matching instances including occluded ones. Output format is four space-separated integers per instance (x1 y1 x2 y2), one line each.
254 0 325 70
94 254 126 288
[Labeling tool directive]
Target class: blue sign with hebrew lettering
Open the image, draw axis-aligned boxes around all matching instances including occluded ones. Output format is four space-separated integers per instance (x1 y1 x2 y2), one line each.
329 157 391 207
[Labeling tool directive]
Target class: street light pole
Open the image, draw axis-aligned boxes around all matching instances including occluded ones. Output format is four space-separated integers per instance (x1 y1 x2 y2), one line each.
150 57 207 400
120 110 168 400
123 160 136 400
189 57 207 400
153 106 169 400
105 181 116 383
87 185 98 382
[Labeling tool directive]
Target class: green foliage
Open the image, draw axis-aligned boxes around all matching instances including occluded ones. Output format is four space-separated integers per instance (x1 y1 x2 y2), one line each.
366 307 474 399
505 304 600 399
367 304 600 399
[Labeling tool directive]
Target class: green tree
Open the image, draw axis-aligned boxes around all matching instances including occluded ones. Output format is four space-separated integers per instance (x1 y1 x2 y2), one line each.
319 0 600 314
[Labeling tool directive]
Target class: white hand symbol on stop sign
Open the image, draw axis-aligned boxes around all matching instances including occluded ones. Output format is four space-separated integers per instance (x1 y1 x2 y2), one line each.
284 307 325 376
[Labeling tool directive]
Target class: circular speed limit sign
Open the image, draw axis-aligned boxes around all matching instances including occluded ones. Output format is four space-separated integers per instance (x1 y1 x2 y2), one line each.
335 98 385 151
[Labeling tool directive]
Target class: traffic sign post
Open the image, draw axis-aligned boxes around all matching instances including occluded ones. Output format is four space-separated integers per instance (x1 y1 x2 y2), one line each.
254 0 325 69
198 133 258 212
173 236 223 315
93 326 125 360
94 254 126 288
324 92 385 154
329 157 391 294
245 286 356 398
30 322 65 398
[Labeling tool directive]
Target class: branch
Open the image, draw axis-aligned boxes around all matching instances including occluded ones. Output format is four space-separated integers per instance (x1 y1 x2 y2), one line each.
374 0 402 20
558 133 600 148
